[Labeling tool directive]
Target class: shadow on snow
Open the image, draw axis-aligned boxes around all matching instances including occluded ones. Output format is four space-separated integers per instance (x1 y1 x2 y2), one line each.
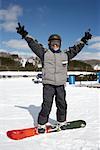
15 104 57 126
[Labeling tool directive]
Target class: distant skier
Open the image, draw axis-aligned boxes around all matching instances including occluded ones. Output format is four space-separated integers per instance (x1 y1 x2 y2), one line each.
16 23 92 133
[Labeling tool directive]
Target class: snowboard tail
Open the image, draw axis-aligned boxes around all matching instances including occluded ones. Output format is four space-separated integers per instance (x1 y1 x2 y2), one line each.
7 127 38 140
7 126 51 140
7 120 86 140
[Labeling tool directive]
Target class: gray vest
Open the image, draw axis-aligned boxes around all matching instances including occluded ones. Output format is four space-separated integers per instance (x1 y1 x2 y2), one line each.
42 50 68 85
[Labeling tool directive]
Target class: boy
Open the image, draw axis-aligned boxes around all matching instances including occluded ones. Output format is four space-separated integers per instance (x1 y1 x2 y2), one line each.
16 23 92 133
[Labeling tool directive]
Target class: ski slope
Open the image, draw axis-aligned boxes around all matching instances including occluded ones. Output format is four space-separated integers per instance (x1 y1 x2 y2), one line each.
0 75 100 150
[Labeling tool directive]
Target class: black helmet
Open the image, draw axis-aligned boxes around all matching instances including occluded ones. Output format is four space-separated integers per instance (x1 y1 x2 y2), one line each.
48 34 62 50
48 34 61 41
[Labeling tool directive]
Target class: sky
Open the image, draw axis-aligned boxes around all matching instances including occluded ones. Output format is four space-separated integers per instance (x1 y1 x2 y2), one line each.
0 0 100 60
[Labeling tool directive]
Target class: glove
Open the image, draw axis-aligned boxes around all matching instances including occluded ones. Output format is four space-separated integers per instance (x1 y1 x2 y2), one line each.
16 22 28 39
81 29 92 45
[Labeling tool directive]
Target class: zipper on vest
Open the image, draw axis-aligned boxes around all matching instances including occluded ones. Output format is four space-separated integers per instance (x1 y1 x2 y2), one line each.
54 53 56 84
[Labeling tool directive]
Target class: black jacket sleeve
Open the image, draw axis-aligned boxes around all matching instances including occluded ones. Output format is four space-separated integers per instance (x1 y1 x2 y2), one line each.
65 41 85 60
25 36 45 62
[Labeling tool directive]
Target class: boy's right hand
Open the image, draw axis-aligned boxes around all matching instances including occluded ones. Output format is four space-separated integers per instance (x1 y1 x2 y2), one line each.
16 22 28 39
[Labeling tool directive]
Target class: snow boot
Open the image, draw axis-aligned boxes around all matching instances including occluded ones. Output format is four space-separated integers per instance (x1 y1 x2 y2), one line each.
58 121 68 130
37 124 46 134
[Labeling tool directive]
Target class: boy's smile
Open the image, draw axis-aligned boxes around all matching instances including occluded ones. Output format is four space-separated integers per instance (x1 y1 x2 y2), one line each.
51 44 60 51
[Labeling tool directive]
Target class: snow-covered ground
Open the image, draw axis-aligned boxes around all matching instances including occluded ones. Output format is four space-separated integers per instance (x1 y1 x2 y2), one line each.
0 74 100 150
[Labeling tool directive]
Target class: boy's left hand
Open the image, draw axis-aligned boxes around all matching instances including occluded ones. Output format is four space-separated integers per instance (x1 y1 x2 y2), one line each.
81 29 92 44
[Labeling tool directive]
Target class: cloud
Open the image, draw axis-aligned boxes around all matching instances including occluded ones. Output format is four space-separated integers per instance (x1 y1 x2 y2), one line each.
77 36 100 51
2 39 29 49
9 50 36 57
89 36 100 43
37 7 45 14
0 22 17 32
0 48 8 53
88 36 100 50
75 36 100 59
0 5 22 32
36 5 48 26
0 48 35 57
74 51 100 60
1 39 36 57
89 43 100 50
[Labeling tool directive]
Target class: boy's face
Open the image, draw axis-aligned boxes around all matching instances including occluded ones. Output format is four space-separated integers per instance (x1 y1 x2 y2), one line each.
49 40 61 51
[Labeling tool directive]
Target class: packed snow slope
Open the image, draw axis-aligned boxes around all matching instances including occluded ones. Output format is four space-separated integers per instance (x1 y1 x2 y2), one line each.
0 77 100 150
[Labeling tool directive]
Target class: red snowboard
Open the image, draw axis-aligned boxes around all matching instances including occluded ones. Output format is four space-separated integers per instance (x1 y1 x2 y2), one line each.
7 125 55 140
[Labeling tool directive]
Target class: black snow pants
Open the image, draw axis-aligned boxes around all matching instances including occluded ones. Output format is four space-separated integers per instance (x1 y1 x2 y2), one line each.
38 84 67 125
